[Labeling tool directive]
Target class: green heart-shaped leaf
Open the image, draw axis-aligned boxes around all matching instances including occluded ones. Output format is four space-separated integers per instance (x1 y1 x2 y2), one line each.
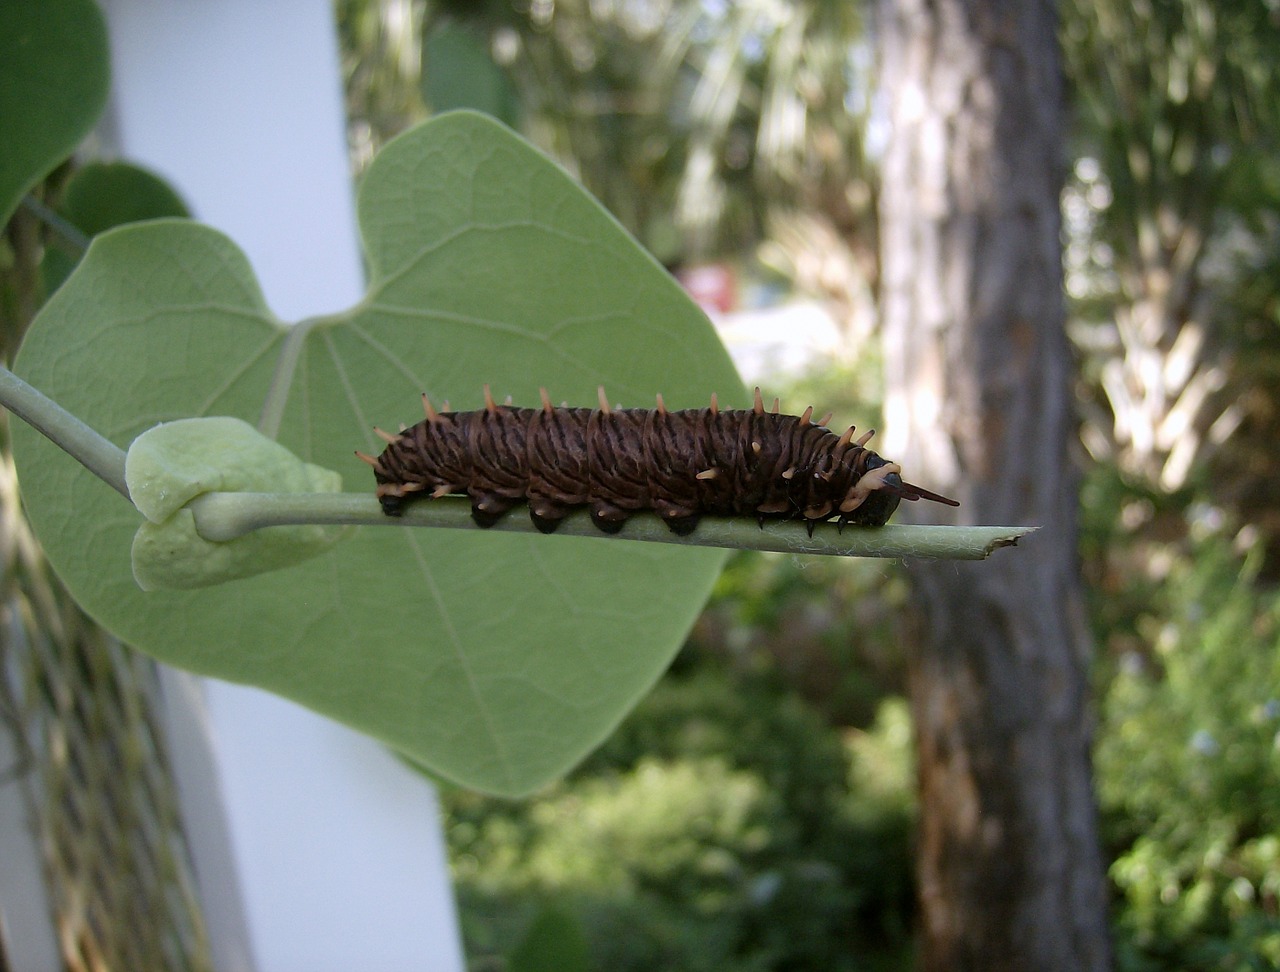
12 112 744 796
0 0 110 225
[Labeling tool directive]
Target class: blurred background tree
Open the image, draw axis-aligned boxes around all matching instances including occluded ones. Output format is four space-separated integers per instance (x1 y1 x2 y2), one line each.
876 0 1110 967
335 0 1280 969
340 0 884 350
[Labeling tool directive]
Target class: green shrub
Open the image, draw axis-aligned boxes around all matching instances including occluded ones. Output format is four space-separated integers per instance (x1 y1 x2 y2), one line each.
444 673 916 971
692 550 912 727
1095 535 1280 971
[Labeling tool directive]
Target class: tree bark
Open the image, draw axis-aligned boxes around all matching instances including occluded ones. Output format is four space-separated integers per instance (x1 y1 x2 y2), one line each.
876 1 1112 970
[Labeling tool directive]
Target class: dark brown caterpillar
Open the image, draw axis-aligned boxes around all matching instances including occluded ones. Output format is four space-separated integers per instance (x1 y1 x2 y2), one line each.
356 386 959 536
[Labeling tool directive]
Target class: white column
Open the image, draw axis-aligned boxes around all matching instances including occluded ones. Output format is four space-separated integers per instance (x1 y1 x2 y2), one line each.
99 2 465 969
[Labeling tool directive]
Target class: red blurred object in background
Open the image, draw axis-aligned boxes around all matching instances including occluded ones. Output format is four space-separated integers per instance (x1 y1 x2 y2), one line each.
676 263 737 314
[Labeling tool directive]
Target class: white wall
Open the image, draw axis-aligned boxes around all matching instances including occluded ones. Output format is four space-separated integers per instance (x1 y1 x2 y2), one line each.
100 2 465 969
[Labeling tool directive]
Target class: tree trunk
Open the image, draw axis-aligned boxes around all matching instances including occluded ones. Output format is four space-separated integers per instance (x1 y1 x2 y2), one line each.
876 1 1112 970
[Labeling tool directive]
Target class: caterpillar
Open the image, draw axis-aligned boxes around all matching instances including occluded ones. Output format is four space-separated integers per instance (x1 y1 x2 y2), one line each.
356 386 959 536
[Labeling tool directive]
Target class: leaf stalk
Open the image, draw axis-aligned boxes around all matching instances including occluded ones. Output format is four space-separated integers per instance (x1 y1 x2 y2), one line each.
188 491 1032 560
0 365 129 498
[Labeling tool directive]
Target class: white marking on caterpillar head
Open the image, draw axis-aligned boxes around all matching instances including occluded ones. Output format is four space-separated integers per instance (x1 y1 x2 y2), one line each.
839 462 901 512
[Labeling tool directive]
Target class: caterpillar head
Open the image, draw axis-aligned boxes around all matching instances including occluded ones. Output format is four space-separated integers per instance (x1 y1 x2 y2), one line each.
835 452 959 528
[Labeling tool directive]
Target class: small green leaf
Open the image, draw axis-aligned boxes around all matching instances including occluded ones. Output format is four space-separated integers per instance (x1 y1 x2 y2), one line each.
422 21 521 126
126 417 345 591
44 161 192 294
61 160 191 236
0 0 110 225
12 113 743 796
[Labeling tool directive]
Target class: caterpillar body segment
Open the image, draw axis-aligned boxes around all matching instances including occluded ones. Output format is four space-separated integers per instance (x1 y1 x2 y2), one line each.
363 388 958 535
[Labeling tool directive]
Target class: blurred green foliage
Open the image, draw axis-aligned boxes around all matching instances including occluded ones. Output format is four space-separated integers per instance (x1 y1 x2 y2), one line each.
507 905 591 972
1092 530 1280 970
693 549 910 727
444 500 1280 972
443 671 916 972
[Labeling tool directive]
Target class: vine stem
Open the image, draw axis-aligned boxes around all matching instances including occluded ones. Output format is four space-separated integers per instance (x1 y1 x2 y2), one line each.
20 196 91 255
188 491 1033 560
0 365 129 498
1 364 1033 559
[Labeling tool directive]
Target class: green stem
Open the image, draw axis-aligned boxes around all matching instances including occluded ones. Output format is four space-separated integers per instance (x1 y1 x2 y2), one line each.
257 315 321 439
20 195 91 255
0 365 129 499
188 491 1033 560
